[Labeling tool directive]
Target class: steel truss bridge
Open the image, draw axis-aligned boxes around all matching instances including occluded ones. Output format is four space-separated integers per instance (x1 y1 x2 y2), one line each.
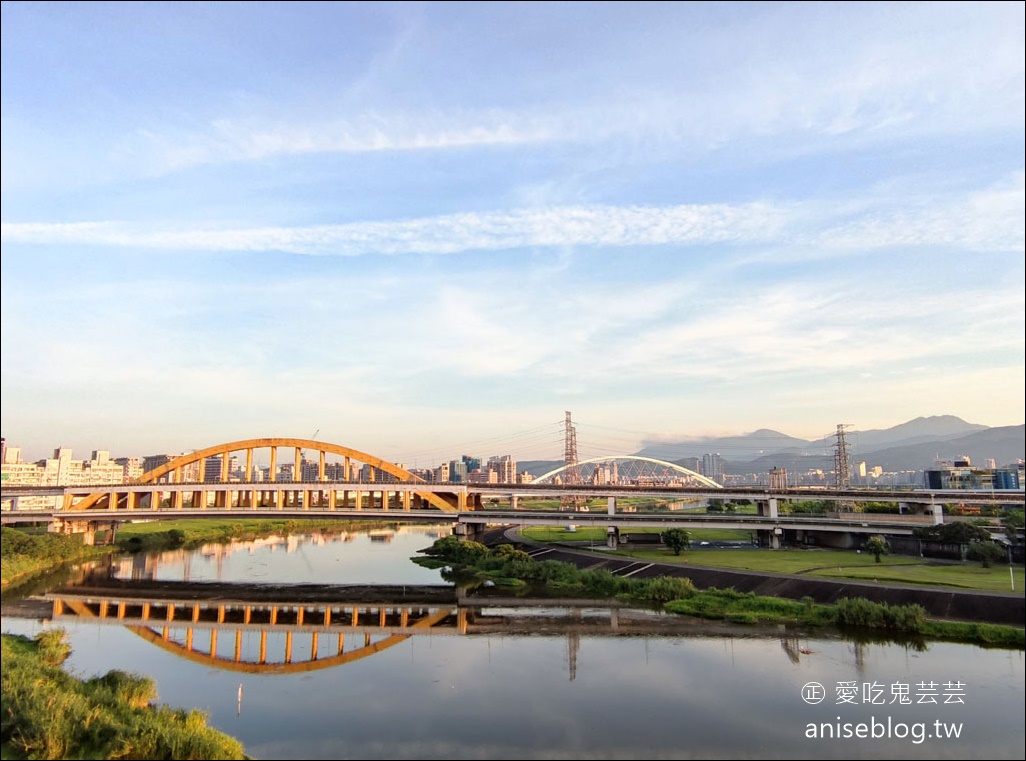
2 438 1023 546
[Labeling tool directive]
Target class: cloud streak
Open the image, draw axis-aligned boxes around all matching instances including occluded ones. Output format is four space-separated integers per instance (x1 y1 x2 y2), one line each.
4 181 1023 256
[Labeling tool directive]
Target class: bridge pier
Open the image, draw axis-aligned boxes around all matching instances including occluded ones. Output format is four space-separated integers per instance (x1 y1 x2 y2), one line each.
900 501 943 525
756 498 778 519
757 528 781 549
48 518 120 546
454 522 489 544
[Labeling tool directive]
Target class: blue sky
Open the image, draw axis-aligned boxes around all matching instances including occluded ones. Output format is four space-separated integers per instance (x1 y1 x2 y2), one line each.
2 1 1023 466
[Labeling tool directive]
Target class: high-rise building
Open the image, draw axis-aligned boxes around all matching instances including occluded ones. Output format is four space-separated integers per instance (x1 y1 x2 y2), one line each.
204 455 223 483
702 453 725 484
487 455 516 483
449 460 468 483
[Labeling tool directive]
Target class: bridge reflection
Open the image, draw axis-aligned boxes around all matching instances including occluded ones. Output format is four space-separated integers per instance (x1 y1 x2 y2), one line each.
8 577 784 676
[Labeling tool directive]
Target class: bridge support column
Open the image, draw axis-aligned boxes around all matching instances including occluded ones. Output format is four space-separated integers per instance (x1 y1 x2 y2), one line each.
757 528 781 549
48 519 99 545
510 494 518 510
756 499 778 519
607 496 616 515
453 522 487 542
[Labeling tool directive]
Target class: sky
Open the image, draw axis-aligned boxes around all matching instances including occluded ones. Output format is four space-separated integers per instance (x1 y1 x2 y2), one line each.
2 1 1024 466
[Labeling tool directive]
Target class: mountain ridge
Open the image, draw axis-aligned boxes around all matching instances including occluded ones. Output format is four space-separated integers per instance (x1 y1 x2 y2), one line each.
518 416 1023 477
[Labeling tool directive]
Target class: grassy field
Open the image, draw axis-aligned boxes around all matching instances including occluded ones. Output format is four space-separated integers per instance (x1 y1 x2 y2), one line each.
516 528 1025 593
521 526 751 542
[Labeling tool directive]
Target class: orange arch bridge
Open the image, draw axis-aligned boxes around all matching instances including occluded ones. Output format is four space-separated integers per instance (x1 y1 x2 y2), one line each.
66 438 466 514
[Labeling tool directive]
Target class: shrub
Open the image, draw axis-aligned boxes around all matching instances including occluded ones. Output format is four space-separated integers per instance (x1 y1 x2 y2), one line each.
835 597 925 633
639 575 696 603
34 628 72 667
966 541 1007 568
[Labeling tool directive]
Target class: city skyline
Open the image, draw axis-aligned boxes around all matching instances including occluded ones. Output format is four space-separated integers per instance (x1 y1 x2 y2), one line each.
2 3 1024 465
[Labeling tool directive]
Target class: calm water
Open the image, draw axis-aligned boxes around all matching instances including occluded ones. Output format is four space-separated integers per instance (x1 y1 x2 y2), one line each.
2 524 1023 760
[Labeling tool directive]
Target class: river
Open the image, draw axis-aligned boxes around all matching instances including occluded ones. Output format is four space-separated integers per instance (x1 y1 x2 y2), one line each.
2 523 1023 760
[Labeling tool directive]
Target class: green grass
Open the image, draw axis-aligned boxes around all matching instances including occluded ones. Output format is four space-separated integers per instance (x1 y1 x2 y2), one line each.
811 562 1025 592
1 527 115 588
520 526 750 543
517 529 1025 594
521 526 610 542
1 631 246 759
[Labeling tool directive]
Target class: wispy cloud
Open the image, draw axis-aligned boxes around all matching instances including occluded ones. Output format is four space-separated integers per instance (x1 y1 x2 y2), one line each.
6 180 1023 255
0 202 789 254
123 113 556 175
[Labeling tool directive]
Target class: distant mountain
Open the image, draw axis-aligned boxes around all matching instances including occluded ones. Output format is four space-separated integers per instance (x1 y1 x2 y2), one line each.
854 424 1025 473
635 429 813 461
518 418 1022 479
517 459 563 478
727 424 1024 475
811 415 990 452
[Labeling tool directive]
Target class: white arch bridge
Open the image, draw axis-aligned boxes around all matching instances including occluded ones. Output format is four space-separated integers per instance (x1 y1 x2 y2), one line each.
533 455 723 489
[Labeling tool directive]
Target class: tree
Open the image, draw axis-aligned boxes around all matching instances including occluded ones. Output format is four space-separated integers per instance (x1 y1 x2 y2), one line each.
661 528 691 556
913 522 992 543
863 535 890 563
966 541 1007 568
1002 510 1024 544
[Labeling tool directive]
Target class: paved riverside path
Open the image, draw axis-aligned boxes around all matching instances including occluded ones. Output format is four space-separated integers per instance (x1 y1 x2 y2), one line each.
484 527 1025 627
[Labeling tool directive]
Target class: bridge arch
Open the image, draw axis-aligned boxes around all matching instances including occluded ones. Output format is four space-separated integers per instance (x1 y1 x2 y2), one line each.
68 437 457 512
533 455 723 489
57 598 454 675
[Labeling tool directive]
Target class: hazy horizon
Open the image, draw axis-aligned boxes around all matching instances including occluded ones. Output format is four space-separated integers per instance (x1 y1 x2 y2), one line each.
4 413 1021 467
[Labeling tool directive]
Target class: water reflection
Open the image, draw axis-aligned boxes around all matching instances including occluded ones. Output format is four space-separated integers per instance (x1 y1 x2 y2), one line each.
2 525 1023 760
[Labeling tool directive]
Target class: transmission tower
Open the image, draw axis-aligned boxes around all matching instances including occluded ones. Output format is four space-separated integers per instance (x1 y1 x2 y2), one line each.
560 411 583 511
833 423 852 489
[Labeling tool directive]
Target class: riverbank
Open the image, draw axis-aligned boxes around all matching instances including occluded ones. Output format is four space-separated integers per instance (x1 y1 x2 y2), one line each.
501 528 1025 626
0 527 115 589
432 533 1024 647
